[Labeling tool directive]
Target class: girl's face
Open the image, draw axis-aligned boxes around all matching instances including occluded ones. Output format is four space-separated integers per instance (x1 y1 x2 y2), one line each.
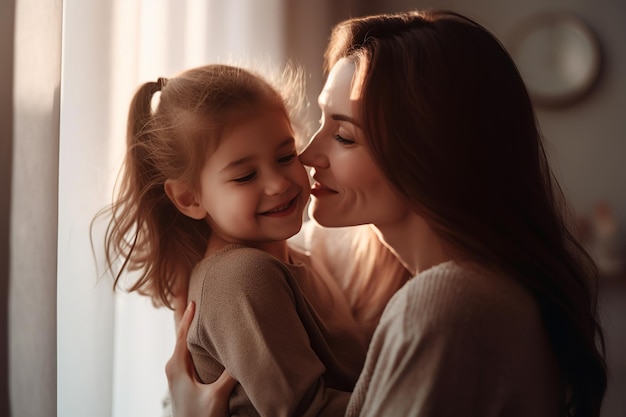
197 107 310 245
299 58 409 228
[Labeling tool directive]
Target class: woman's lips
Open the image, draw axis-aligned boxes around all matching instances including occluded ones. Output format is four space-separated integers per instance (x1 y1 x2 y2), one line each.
310 181 337 197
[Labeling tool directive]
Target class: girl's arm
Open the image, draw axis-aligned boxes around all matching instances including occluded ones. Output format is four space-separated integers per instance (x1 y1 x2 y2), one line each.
192 248 353 417
165 302 236 417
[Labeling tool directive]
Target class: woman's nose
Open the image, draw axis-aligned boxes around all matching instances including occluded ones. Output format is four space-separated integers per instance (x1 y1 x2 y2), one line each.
299 131 329 169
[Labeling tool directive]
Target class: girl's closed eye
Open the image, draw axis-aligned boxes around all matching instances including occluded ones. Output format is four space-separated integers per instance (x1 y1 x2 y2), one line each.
233 171 256 183
277 152 297 164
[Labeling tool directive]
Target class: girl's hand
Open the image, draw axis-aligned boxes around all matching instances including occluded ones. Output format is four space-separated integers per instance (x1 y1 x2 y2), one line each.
165 302 237 417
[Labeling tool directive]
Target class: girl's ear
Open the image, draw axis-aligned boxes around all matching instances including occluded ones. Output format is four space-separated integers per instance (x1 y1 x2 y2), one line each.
164 179 207 220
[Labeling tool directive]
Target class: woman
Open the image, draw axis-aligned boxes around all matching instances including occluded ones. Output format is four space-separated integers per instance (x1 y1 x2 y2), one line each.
167 9 607 417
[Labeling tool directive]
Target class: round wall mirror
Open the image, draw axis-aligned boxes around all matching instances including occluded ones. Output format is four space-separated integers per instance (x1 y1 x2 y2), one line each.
509 12 602 108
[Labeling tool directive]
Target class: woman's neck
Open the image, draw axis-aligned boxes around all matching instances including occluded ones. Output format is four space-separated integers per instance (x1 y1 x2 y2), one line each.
371 212 450 276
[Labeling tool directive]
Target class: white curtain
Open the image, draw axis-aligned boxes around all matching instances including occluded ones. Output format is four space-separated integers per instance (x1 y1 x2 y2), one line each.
6 0 351 415
57 0 288 416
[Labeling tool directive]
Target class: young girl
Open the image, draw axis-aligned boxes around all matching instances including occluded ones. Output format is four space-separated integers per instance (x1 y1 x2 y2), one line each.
100 64 380 416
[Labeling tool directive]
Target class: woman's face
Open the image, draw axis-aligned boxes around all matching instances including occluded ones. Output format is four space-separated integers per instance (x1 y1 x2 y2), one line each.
299 58 409 228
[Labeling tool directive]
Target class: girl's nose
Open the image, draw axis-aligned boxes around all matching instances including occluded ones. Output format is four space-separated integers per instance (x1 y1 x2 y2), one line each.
264 171 291 196
299 131 329 169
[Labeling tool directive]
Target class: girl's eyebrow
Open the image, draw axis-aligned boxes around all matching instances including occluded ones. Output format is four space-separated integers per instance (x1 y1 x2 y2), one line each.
276 137 296 149
220 138 295 172
221 156 253 172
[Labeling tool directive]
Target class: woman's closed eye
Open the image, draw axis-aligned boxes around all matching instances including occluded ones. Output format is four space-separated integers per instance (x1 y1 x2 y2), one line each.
334 134 355 145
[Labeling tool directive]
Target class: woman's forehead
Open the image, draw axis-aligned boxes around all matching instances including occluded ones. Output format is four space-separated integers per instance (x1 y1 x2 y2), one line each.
318 58 360 112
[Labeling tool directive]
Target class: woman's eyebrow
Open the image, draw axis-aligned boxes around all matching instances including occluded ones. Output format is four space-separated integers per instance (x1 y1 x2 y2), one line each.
331 114 361 128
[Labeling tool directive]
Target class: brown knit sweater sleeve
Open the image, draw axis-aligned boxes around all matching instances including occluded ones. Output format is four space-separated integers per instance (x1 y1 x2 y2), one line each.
346 261 560 417
187 246 350 417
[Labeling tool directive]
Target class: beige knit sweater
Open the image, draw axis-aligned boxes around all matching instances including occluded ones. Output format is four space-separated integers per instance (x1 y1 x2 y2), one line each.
346 260 562 417
187 244 367 417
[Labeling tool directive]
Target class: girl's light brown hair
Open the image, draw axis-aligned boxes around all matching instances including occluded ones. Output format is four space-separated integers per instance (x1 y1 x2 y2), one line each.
326 10 606 417
95 63 306 308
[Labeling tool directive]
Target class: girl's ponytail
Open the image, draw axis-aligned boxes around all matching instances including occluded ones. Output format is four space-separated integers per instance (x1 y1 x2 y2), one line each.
99 78 206 308
127 81 160 140
127 78 167 141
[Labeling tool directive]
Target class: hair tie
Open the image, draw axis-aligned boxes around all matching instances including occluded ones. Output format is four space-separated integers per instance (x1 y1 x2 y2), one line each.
157 77 168 90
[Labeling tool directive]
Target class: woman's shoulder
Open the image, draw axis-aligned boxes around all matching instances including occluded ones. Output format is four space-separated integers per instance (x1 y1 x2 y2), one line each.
405 260 530 300
388 261 537 329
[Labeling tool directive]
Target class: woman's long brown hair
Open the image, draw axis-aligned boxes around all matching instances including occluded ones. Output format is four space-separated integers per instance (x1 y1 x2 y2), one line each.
326 10 606 417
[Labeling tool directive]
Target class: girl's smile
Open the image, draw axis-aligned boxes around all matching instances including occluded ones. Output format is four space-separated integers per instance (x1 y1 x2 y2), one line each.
258 194 300 217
